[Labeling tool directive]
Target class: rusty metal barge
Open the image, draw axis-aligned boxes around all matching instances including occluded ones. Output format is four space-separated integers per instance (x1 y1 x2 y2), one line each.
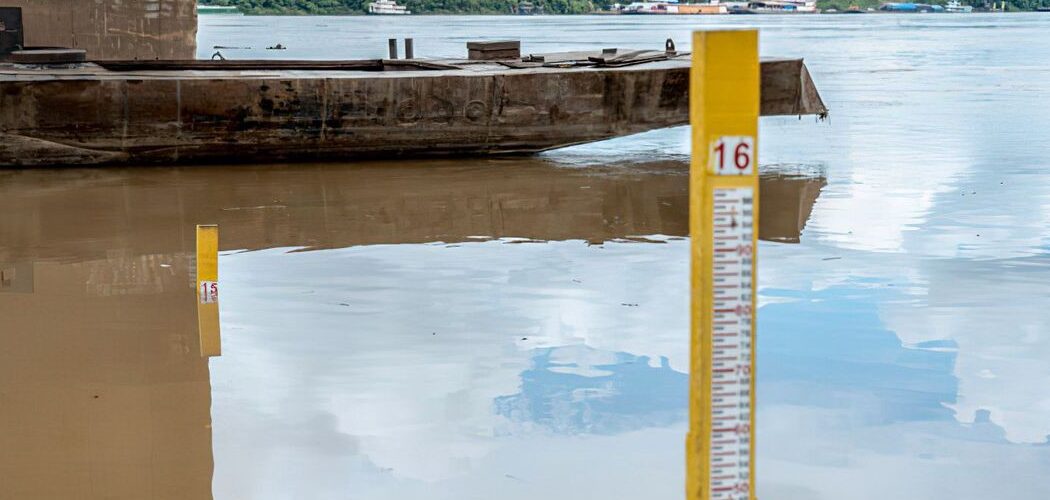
0 52 824 167
0 3 826 167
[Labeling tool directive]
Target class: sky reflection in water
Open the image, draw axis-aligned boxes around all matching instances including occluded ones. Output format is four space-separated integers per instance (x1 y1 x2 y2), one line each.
200 12 1050 499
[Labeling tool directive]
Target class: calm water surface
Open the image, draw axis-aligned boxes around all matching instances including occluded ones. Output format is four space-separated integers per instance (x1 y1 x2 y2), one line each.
3 13 1050 500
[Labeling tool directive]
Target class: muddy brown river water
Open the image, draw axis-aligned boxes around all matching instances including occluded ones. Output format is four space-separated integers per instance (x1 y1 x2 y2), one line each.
3 13 1050 500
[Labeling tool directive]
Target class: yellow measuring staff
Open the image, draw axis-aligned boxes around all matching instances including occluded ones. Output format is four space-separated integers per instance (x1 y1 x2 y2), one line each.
196 224 222 357
687 30 759 500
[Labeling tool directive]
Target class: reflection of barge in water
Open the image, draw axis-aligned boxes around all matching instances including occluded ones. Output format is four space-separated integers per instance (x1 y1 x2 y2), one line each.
0 156 825 498
0 158 826 260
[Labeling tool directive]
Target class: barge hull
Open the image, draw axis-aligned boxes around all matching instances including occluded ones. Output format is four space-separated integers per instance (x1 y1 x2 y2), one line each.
0 58 825 167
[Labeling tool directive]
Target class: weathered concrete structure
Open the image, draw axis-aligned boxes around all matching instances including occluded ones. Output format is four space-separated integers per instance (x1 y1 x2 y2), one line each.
3 0 196 60
0 53 825 167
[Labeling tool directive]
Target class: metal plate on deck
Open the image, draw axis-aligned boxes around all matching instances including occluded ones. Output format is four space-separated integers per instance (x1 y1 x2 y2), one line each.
10 48 86 64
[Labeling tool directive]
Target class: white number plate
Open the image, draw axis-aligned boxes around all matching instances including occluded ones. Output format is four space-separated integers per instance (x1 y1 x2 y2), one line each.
199 281 218 304
709 136 755 176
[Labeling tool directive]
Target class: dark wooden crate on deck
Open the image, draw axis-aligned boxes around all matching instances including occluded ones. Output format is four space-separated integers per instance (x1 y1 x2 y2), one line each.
467 40 520 61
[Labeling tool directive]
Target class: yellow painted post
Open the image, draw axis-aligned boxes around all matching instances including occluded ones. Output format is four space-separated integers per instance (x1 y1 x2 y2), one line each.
687 30 759 500
196 224 222 357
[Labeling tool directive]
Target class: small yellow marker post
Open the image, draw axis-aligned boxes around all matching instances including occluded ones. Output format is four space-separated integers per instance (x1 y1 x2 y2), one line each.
687 30 759 500
196 224 222 357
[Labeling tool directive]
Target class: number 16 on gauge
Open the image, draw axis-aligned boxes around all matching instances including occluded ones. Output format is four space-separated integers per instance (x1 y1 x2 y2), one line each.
710 136 754 175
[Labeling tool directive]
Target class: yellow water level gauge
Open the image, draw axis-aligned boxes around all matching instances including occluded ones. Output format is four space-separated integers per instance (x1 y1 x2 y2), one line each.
196 224 221 357
687 29 759 500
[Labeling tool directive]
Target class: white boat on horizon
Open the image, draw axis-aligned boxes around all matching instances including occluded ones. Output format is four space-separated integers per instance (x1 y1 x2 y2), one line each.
945 0 973 12
196 4 242 15
368 0 412 14
622 1 729 14
729 0 818 13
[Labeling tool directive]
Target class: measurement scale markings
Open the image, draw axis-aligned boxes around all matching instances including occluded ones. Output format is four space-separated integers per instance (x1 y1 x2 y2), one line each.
705 187 754 500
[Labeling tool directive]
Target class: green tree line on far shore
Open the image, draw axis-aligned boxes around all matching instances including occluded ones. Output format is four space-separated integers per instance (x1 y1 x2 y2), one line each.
199 0 1050 14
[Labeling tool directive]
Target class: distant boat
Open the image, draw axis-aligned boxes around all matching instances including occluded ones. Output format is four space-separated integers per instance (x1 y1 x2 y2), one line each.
879 2 945 12
728 0 818 13
518 1 546 14
944 0 973 12
368 0 412 14
621 1 729 14
197 4 242 15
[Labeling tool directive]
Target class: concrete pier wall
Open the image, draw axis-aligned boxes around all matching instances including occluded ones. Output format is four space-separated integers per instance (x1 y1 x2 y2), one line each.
6 0 196 60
